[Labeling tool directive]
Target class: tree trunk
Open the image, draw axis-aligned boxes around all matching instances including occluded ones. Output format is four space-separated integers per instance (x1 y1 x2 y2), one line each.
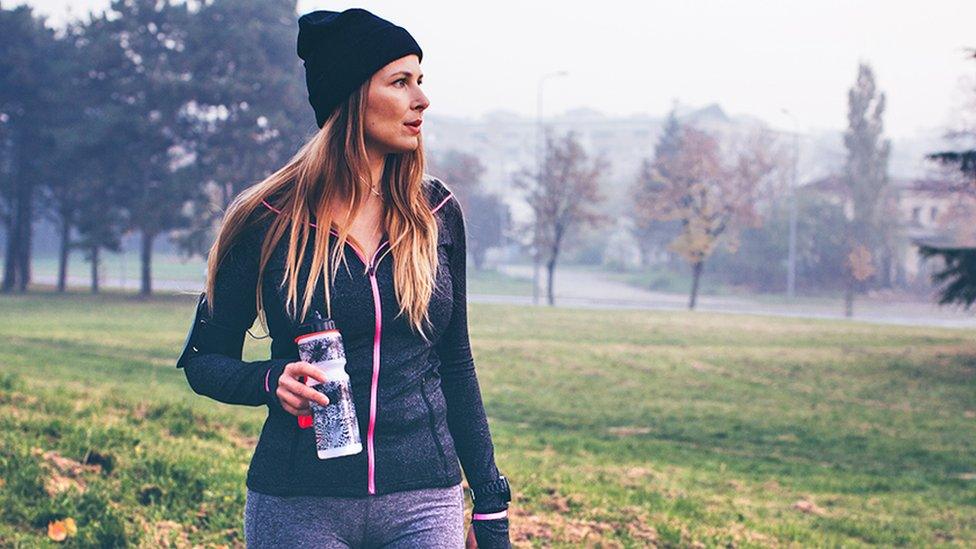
546 256 556 306
2 123 25 293
90 246 100 294
2 169 33 293
689 260 703 310
844 276 855 318
471 247 485 271
57 219 70 292
531 249 540 306
640 242 652 269
16 175 32 292
140 230 154 296
1 216 16 292
546 230 564 307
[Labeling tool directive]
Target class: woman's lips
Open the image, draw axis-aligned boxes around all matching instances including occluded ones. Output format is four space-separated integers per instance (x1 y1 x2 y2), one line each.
404 120 422 134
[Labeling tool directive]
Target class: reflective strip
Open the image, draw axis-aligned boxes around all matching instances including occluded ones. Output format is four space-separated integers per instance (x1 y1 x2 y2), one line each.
432 192 452 213
472 510 508 520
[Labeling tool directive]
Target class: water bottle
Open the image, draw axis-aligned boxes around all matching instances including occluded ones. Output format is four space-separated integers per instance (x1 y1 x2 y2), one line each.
295 311 363 459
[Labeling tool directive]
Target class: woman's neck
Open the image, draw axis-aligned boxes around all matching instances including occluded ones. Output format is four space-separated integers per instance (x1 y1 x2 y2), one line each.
367 149 386 201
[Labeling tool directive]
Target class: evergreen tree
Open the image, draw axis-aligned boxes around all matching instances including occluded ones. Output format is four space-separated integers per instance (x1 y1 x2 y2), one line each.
0 6 61 292
919 50 976 308
83 0 201 295
841 63 891 317
629 108 682 268
172 0 308 261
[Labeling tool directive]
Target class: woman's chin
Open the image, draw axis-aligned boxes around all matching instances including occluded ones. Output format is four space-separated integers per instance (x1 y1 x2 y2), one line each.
389 137 420 154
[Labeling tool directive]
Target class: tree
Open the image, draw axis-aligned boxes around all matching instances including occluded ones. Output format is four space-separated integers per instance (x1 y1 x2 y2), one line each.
841 63 891 317
427 148 511 270
0 5 61 292
629 110 682 268
426 149 483 206
513 129 609 305
465 191 510 270
927 50 976 191
36 17 112 292
919 49 976 307
171 0 309 263
82 0 205 296
635 124 776 309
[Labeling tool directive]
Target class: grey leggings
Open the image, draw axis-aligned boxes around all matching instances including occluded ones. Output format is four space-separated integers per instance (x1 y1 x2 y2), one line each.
243 483 465 548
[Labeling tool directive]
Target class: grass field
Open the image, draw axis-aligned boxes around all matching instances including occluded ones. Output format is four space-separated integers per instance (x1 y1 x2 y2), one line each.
1 292 974 547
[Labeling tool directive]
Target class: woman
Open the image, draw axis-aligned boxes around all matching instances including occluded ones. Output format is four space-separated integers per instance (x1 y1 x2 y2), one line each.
176 8 511 548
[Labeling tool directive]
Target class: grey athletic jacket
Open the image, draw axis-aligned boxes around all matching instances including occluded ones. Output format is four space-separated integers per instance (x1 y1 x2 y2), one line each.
176 176 508 515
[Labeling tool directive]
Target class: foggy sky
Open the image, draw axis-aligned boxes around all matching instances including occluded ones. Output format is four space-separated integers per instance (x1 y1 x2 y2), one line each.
15 0 976 139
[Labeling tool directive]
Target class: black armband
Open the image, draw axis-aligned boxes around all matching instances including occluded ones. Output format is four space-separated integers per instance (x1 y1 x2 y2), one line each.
470 475 512 513
176 292 247 369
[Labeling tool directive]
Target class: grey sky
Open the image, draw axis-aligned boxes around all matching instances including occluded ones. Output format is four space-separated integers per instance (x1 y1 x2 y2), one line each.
16 0 976 138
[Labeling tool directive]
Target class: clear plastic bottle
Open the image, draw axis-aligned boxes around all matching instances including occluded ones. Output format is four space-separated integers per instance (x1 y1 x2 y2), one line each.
295 311 363 459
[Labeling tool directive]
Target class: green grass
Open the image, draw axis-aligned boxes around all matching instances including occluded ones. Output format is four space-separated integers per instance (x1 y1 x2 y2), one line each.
1 292 974 547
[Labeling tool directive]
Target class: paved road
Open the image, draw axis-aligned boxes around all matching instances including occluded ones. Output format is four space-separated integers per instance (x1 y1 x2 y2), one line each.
32 266 976 330
493 265 976 330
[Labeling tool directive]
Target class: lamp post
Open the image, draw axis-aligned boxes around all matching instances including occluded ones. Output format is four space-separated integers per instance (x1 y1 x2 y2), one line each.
780 108 800 299
533 70 568 305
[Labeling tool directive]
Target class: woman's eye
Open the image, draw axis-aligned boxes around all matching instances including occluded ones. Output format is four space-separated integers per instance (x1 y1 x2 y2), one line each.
395 78 407 87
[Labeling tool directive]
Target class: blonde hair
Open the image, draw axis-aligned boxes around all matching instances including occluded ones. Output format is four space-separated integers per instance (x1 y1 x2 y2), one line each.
204 77 440 342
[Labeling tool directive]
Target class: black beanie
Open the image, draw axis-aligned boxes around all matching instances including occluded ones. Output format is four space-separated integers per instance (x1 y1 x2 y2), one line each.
297 8 424 128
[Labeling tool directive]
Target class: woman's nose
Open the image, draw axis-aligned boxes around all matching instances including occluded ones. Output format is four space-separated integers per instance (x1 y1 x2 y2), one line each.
414 90 430 111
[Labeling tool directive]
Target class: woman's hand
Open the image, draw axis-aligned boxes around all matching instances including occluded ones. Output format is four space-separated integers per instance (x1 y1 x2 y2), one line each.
275 361 330 416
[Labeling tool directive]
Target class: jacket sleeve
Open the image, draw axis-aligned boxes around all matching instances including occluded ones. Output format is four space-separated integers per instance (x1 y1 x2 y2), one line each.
433 196 506 508
176 223 290 409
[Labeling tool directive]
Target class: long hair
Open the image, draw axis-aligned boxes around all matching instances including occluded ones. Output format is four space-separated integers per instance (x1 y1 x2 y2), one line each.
203 77 440 342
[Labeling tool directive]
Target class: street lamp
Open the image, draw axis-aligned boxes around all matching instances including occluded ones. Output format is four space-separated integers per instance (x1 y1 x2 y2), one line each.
780 108 800 300
532 70 568 305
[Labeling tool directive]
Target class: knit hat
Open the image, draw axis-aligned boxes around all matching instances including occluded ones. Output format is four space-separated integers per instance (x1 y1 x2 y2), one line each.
297 8 424 128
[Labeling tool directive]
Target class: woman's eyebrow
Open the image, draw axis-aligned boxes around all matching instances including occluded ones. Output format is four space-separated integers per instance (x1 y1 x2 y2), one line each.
390 70 423 79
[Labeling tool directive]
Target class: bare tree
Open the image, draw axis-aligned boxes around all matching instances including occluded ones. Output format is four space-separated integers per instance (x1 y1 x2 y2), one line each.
426 149 483 208
514 129 609 305
427 148 510 270
635 125 777 309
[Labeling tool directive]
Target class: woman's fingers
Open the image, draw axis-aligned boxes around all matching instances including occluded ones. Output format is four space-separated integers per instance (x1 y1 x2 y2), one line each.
276 387 305 411
287 361 329 385
277 393 312 417
280 375 330 407
274 362 330 417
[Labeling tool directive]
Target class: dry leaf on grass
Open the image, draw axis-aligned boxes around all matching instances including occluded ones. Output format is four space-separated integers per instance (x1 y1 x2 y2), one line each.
791 499 827 516
47 518 77 542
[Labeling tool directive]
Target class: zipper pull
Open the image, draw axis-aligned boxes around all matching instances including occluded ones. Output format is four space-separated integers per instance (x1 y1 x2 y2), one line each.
367 264 375 277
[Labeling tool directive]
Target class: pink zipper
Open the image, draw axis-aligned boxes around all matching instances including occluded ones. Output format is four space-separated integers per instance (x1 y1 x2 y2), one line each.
337 237 388 495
